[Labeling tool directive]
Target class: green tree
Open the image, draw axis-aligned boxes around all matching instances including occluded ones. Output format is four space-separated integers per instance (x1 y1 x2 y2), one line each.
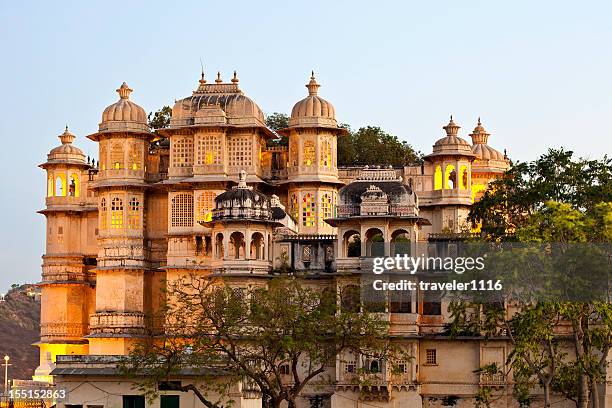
123 276 400 408
339 126 421 166
148 106 173 131
469 148 612 239
451 201 612 408
265 112 289 146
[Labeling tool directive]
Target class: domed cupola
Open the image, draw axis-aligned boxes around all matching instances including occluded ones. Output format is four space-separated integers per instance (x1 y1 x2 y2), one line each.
429 116 474 157
168 71 268 129
47 126 86 165
212 170 273 221
288 72 337 129
98 82 149 134
469 118 507 161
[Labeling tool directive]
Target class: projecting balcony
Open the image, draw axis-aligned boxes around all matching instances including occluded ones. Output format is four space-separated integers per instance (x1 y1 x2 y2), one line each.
89 312 146 336
336 258 362 272
427 188 472 205
211 259 271 275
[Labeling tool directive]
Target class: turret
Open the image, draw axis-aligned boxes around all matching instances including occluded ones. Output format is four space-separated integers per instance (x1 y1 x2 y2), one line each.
36 127 96 382
278 73 347 235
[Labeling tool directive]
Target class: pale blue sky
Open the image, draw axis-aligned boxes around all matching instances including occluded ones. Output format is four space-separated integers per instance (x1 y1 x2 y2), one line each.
0 0 611 291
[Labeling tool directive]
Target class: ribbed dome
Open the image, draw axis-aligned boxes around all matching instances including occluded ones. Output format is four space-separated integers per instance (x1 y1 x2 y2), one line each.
289 73 337 128
472 143 505 161
469 118 506 161
429 117 474 157
212 171 273 221
170 72 266 128
99 83 149 133
47 127 86 164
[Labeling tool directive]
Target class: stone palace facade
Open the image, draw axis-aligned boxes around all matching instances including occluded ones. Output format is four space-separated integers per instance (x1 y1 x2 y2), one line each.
37 71 598 408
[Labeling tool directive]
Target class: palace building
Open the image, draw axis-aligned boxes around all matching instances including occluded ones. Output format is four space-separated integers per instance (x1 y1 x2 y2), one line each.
39 71 597 408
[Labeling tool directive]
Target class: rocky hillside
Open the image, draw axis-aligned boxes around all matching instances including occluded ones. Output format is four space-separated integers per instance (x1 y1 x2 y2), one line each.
0 284 41 380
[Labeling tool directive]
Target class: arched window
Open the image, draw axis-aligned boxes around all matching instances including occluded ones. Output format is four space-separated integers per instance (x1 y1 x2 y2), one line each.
111 142 124 170
303 141 315 166
172 137 194 167
100 198 107 229
391 230 411 256
196 191 216 224
459 165 469 190
251 232 264 260
68 173 79 197
47 175 54 197
229 231 245 259
290 193 299 222
302 193 316 227
320 193 332 226
320 138 332 167
111 197 123 229
171 193 194 228
344 230 361 258
55 174 66 196
215 233 224 259
365 228 385 257
445 164 456 189
434 165 442 190
128 197 140 229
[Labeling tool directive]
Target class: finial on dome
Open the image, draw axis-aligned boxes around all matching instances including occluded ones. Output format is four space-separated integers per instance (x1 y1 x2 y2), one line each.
443 115 460 136
117 82 133 100
306 71 320 96
59 126 76 145
470 117 490 144
216 71 222 83
231 70 239 83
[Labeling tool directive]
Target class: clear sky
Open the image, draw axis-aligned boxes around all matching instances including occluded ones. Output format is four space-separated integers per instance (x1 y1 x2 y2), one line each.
0 0 611 292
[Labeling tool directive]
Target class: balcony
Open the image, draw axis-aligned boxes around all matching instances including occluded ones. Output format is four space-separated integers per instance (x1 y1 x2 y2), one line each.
40 322 87 340
480 372 506 388
89 312 145 335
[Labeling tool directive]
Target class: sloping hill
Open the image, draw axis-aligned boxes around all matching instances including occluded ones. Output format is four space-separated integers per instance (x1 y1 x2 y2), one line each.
0 284 41 380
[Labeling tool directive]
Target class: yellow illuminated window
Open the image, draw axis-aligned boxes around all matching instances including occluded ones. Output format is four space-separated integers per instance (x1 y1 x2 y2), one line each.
445 165 456 189
197 135 221 165
99 143 107 171
171 193 194 228
172 137 194 168
302 193 316 227
290 193 299 222
459 165 469 190
111 197 123 229
69 173 79 197
196 191 216 223
321 193 332 226
434 166 442 190
303 141 315 166
128 197 140 229
47 175 54 197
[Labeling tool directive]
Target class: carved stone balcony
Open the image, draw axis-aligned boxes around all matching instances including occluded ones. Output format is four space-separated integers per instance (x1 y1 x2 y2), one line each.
89 312 146 336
